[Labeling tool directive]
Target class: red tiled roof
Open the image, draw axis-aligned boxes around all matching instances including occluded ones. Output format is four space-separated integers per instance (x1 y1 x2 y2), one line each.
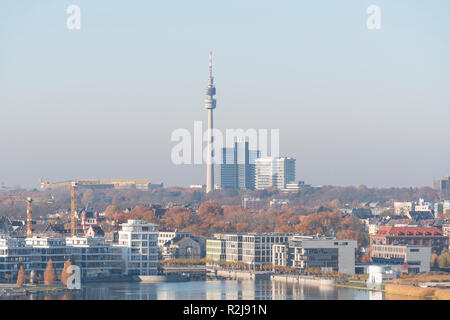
375 226 446 237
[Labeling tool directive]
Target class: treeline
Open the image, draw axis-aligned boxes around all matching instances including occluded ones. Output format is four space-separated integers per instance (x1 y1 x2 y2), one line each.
102 201 368 247
0 185 440 219
431 250 450 268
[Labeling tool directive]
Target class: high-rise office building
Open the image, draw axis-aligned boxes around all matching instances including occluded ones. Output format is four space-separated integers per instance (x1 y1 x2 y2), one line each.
433 176 450 196
220 140 260 190
255 157 296 190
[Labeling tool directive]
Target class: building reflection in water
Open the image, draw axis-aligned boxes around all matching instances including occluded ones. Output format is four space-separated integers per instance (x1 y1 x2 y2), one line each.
5 279 386 300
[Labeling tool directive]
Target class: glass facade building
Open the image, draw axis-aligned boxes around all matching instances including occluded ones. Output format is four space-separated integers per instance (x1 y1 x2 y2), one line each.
220 140 260 190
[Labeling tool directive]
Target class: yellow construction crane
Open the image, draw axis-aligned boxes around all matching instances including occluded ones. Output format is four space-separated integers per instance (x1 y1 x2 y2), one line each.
40 179 151 236
1 196 54 237
40 180 78 236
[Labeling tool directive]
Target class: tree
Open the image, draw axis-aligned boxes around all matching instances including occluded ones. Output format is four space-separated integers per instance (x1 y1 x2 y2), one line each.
16 266 24 287
336 230 359 241
44 259 56 286
61 259 72 285
104 205 120 218
438 250 450 268
81 189 95 206
198 201 223 219
431 253 439 268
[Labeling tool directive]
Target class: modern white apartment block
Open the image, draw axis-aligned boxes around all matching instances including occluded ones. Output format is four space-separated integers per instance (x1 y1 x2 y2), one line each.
25 237 70 273
370 244 431 273
117 219 158 276
393 199 433 216
272 235 357 275
205 239 226 262
208 232 292 270
0 237 32 279
394 202 414 216
0 235 122 281
65 236 123 277
269 199 289 209
241 233 291 270
255 157 296 190
414 198 433 213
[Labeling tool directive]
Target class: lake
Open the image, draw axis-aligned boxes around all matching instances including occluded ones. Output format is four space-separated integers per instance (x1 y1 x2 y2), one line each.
3 280 386 300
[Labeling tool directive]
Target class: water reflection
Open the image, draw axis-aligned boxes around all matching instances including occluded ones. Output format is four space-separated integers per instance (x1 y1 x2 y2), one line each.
0 280 385 300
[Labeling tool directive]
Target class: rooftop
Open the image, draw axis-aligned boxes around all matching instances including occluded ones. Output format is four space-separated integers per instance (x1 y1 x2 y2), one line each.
375 226 445 237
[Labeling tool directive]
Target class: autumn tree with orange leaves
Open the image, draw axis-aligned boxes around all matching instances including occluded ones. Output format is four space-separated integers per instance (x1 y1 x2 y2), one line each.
163 206 194 229
112 205 160 224
61 260 72 285
44 259 56 285
16 265 24 287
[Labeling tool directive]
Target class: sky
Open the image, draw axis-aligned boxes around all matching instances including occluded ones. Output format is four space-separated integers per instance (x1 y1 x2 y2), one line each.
0 0 449 189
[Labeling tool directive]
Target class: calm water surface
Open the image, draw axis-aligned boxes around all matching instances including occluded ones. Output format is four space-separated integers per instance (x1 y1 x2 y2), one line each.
15 280 386 300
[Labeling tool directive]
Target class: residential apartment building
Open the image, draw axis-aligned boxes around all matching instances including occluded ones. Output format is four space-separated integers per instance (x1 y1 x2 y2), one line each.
0 236 122 281
282 181 309 192
269 199 289 209
370 244 431 273
157 230 192 249
117 220 158 276
205 239 226 262
394 202 414 216
370 226 449 254
65 236 123 278
435 200 450 217
368 223 380 235
414 198 433 213
242 197 265 211
443 224 450 237
255 157 296 190
241 233 291 270
25 237 71 274
394 199 433 217
0 237 33 280
272 235 357 275
207 233 291 270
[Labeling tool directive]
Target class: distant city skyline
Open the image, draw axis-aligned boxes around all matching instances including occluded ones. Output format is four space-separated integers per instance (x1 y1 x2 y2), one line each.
1 1 449 189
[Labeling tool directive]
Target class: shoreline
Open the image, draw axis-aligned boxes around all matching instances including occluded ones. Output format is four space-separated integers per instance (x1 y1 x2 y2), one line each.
0 285 72 297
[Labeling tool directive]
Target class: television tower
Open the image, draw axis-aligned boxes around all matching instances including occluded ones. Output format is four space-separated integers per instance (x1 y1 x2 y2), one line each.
205 51 216 193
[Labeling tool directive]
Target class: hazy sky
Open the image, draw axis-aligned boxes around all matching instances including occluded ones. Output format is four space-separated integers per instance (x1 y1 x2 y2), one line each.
0 0 449 189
